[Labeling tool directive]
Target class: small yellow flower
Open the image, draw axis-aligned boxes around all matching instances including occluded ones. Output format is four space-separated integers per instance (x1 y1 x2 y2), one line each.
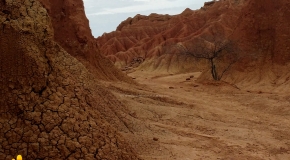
16 155 22 160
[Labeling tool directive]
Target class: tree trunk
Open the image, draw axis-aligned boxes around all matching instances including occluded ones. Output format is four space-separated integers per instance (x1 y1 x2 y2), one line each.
210 58 218 80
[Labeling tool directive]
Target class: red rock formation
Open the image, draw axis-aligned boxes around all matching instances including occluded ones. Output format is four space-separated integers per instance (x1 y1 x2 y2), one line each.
38 0 132 82
0 0 138 159
96 0 290 90
96 13 174 68
95 0 243 70
213 0 290 89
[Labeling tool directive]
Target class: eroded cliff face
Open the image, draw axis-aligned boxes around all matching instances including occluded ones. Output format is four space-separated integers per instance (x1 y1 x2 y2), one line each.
185 0 290 92
37 0 132 82
96 0 244 72
0 0 138 159
96 0 290 89
220 0 290 89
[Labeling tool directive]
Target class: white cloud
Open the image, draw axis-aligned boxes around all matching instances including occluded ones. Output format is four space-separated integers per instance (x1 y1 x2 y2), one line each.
87 0 199 16
83 0 208 37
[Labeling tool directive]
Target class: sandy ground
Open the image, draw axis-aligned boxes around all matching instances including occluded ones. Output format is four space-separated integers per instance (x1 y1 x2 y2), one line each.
105 71 290 160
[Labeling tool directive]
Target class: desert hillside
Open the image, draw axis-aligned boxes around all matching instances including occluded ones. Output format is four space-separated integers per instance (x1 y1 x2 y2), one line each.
96 0 290 91
95 0 244 70
1 0 290 159
0 0 138 159
38 0 132 82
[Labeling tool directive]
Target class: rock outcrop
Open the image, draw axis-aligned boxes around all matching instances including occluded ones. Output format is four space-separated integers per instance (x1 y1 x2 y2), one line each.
38 0 132 82
0 0 138 159
96 13 174 68
220 0 290 88
96 0 290 90
196 0 290 91
95 0 243 72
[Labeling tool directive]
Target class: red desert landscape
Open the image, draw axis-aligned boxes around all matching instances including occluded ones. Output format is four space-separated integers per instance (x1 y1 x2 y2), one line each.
1 0 290 159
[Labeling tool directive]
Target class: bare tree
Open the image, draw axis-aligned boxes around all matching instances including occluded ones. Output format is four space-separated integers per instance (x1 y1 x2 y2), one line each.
164 37 239 80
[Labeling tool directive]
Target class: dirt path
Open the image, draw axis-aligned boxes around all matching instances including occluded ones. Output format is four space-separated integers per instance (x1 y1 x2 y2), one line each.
106 71 290 160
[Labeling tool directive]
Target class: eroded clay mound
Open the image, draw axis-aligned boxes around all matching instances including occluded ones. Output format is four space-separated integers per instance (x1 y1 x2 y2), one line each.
96 0 290 90
218 0 290 87
193 0 290 91
37 0 132 82
95 0 243 72
0 0 138 159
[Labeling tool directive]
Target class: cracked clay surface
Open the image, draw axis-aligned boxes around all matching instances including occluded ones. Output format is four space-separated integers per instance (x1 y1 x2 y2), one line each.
0 0 139 159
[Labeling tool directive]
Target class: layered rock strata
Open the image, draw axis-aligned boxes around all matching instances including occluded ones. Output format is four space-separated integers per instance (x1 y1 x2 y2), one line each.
96 0 290 90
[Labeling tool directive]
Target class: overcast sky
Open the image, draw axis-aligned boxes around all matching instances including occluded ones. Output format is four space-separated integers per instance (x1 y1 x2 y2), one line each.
83 0 209 37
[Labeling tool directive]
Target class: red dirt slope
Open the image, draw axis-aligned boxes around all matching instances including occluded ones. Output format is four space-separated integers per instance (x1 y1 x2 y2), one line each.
96 0 290 91
0 0 138 159
220 0 290 90
38 0 131 82
95 0 243 71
